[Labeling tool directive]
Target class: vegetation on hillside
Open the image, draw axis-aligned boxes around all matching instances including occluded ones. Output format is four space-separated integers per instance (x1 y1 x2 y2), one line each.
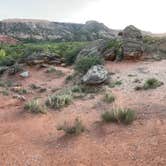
0 41 88 66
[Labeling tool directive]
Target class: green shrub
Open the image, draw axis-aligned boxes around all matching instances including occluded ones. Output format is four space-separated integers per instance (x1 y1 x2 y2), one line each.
46 92 72 109
109 80 122 88
0 80 13 87
143 78 163 90
0 80 6 87
1 90 9 96
8 63 23 75
103 93 115 103
24 99 47 114
107 39 123 61
30 84 40 90
102 108 136 124
17 88 28 95
57 118 85 135
45 66 57 73
63 47 82 65
75 56 104 74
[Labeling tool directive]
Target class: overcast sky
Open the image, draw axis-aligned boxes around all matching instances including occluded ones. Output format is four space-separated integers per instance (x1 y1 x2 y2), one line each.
0 0 165 33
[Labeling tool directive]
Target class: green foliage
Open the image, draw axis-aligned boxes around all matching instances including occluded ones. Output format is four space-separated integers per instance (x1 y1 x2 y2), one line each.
46 91 73 109
17 88 28 95
101 108 136 124
0 90 9 96
103 93 115 103
143 78 163 90
45 66 57 73
109 80 122 88
0 41 87 66
0 49 6 57
107 39 123 61
63 46 83 65
0 80 13 88
57 118 85 135
24 99 47 114
75 56 104 74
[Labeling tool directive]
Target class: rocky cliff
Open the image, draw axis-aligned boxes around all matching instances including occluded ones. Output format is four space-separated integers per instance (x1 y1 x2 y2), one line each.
0 19 118 42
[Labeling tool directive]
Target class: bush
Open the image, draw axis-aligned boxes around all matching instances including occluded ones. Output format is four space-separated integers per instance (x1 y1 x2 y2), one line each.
24 99 47 114
103 93 115 103
107 39 123 61
45 66 57 73
143 78 163 90
74 56 104 74
57 118 85 135
46 92 72 109
101 108 136 124
1 90 9 96
63 47 82 65
109 80 122 88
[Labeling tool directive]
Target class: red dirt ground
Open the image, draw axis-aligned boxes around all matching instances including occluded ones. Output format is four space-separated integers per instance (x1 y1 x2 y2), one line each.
0 61 166 166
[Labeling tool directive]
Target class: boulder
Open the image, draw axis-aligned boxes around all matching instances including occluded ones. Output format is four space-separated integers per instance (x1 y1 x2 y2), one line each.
82 65 109 85
121 25 143 58
76 39 109 61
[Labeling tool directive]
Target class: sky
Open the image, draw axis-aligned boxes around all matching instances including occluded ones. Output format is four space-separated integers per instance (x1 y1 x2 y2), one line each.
0 0 166 33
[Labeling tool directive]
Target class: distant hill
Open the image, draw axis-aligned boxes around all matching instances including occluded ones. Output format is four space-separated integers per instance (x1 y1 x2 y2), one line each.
0 19 118 42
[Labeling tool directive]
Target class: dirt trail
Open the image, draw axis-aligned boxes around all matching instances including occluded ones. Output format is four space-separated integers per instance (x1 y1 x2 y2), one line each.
0 61 166 166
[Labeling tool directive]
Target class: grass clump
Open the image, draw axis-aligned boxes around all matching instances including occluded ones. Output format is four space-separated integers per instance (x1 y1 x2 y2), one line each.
57 118 85 135
30 83 40 90
75 56 104 74
109 80 122 88
45 66 57 73
103 93 115 103
17 88 28 95
143 78 163 90
101 108 136 125
46 92 72 109
1 90 9 96
24 99 47 114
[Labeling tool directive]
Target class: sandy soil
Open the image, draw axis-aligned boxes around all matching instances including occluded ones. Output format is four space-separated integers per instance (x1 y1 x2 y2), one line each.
0 60 166 166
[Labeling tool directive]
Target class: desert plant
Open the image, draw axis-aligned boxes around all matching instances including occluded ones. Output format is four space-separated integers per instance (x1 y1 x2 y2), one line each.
46 92 72 109
63 47 82 65
45 66 57 73
57 118 85 135
71 85 83 93
74 56 104 74
17 88 28 95
1 90 9 96
143 78 163 90
0 80 6 87
109 80 122 88
24 99 47 114
103 93 115 103
8 63 23 75
30 83 40 90
101 108 136 124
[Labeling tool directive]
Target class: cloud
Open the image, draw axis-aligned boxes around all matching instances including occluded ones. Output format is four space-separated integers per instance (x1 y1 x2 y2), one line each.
0 0 166 33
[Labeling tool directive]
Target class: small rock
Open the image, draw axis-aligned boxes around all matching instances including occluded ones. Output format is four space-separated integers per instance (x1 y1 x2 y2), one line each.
13 94 26 101
20 71 29 78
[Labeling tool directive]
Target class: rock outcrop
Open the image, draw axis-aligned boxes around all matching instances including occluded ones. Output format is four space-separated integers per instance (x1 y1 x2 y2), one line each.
120 25 144 58
0 19 118 42
76 39 109 61
82 65 109 85
21 52 63 65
